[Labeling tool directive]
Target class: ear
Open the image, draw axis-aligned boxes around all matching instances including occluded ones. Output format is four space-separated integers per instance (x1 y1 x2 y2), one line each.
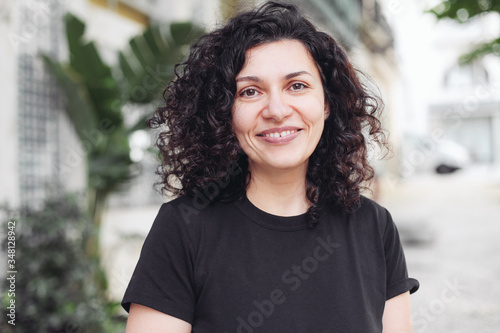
324 104 330 120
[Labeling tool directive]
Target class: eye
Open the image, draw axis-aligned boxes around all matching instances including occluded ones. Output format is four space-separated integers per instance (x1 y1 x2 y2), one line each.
289 82 308 91
240 88 259 97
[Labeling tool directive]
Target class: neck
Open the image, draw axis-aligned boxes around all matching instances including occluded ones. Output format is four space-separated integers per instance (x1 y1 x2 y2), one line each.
246 162 310 216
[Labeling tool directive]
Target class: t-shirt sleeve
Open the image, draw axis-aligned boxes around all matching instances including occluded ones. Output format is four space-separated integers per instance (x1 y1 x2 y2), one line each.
383 209 419 300
121 202 196 324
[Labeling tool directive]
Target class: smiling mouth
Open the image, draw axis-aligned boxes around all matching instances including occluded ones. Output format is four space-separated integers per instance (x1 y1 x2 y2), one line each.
257 129 302 138
256 128 302 144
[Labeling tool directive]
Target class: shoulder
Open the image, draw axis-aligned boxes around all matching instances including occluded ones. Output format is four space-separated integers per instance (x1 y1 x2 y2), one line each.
158 196 200 225
146 196 215 259
357 195 390 219
154 196 244 256
340 195 394 237
146 197 196 237
333 195 390 220
158 195 239 228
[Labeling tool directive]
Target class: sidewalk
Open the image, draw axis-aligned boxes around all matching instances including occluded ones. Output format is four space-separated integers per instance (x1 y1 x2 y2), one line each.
378 165 500 332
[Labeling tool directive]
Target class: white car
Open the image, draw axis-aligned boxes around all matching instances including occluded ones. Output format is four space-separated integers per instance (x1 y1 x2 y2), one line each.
399 135 471 176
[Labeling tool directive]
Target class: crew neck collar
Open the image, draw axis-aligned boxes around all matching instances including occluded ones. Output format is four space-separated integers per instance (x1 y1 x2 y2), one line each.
234 196 309 231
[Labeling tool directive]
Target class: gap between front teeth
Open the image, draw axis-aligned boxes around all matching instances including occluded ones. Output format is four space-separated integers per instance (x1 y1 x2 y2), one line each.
264 130 296 138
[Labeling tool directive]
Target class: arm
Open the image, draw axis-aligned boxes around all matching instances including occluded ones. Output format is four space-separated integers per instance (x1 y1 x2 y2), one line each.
126 303 192 333
382 291 413 333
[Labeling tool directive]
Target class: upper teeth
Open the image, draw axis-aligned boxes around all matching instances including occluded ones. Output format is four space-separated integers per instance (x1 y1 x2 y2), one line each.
264 130 297 138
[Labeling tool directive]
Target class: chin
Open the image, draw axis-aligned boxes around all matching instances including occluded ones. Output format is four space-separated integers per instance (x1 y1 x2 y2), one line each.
265 158 307 171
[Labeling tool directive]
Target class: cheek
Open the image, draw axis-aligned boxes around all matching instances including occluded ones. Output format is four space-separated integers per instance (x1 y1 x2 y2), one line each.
231 109 250 142
299 100 326 125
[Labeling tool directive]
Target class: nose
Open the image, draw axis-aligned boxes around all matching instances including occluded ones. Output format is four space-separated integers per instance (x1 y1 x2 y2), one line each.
262 89 292 121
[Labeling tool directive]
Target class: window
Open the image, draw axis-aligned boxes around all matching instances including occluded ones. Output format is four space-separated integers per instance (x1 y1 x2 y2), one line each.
444 61 489 89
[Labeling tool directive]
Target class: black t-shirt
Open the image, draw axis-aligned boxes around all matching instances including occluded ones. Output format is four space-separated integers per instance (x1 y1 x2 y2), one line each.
122 195 419 332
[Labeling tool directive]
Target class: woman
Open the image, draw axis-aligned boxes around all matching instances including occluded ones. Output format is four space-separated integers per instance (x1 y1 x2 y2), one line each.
122 2 419 332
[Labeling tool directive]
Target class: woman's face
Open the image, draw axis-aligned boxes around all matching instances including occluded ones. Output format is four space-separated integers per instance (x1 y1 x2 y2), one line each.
232 39 328 173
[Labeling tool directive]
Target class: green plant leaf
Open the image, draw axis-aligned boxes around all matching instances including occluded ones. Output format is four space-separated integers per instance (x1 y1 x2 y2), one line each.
42 55 99 145
118 22 204 104
428 0 500 22
428 0 500 61
459 36 500 63
65 13 124 126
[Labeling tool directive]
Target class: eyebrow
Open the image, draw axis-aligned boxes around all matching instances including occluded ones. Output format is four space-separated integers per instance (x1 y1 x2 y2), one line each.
235 71 312 83
236 75 262 83
284 71 312 80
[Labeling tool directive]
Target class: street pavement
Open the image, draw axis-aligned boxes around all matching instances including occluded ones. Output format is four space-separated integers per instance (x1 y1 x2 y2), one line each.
378 165 500 333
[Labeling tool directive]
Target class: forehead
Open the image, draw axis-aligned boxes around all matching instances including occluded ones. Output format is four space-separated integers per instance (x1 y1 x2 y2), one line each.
238 39 320 78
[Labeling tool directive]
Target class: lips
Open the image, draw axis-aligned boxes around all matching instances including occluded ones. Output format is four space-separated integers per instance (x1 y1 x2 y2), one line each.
257 127 302 144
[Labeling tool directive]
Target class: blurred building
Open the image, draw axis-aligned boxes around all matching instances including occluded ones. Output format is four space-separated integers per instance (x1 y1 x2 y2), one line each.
0 0 139 210
1 0 66 210
427 14 500 166
0 1 21 209
388 0 500 176
0 0 220 209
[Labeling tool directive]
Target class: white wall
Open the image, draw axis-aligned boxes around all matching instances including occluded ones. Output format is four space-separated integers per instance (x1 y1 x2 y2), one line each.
383 0 440 135
0 2 20 209
101 204 161 302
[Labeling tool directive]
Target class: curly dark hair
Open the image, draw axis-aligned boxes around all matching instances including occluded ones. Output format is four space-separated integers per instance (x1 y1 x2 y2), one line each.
149 1 388 227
